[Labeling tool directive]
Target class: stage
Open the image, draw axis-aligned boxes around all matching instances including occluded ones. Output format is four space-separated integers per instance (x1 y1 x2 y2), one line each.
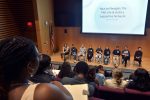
51 53 150 72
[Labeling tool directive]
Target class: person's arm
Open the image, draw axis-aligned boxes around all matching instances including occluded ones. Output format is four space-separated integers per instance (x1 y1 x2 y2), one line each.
34 82 73 100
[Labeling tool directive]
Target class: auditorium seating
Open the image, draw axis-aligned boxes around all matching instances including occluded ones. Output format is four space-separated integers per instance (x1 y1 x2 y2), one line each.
94 86 150 100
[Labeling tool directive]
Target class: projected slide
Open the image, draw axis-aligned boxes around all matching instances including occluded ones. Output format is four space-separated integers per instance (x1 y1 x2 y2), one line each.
82 0 148 35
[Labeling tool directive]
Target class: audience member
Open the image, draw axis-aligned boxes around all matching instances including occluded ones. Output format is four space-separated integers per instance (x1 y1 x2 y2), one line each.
58 62 74 79
86 68 99 87
104 68 128 88
0 37 72 100
104 70 112 79
30 54 55 83
61 61 95 96
95 65 105 85
134 47 143 66
126 68 150 91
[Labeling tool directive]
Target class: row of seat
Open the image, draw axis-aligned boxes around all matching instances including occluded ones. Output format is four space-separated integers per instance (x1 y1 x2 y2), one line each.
94 86 150 100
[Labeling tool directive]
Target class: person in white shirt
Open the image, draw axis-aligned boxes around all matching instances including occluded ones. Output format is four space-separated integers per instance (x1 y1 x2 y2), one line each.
78 44 86 61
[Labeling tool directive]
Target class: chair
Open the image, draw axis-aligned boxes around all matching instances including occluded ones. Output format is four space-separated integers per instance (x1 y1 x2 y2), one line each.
124 88 150 100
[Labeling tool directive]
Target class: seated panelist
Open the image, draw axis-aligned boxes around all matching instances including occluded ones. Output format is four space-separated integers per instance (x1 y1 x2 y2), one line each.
104 46 111 65
112 46 121 67
70 44 77 61
87 45 94 62
122 46 130 67
134 47 143 66
61 43 70 60
78 44 86 61
95 46 103 63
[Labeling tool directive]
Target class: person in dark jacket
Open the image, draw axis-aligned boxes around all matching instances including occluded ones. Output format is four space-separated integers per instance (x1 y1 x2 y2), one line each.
134 47 143 66
113 46 121 67
87 45 94 62
104 46 111 65
70 44 77 62
122 46 130 67
30 54 55 83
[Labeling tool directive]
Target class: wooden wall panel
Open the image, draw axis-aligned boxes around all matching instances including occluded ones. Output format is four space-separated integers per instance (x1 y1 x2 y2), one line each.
0 0 36 42
0 0 20 39
55 27 150 57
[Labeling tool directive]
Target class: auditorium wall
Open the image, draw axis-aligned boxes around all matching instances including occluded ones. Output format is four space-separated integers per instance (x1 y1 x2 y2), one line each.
55 27 150 58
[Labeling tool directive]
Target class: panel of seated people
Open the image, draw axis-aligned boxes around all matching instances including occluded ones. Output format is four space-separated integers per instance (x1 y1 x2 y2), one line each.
60 44 143 67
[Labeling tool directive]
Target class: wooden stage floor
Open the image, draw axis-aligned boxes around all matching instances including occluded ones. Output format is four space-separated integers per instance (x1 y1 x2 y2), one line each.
51 53 150 72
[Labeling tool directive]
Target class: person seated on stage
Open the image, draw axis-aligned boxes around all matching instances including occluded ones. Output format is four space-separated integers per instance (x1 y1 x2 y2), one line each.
61 43 70 60
113 46 121 67
87 45 94 62
30 54 55 83
95 46 103 63
134 47 143 66
104 68 128 88
78 44 86 61
70 44 77 62
104 46 111 65
122 46 130 67
126 68 150 91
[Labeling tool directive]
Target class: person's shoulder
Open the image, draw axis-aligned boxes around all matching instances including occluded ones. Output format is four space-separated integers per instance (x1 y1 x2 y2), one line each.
34 83 69 100
61 77 74 84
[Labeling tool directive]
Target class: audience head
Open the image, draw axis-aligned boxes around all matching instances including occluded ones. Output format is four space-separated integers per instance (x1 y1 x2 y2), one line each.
133 68 150 84
0 37 39 99
104 70 112 78
112 68 123 85
96 65 104 74
58 62 73 79
35 54 51 75
73 61 89 77
87 68 96 82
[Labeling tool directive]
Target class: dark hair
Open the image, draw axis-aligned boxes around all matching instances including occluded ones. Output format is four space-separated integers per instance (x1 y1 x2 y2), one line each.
73 61 89 76
96 65 104 73
131 68 150 91
112 68 123 85
87 68 96 82
104 70 112 77
35 54 51 75
0 37 38 99
58 62 73 78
